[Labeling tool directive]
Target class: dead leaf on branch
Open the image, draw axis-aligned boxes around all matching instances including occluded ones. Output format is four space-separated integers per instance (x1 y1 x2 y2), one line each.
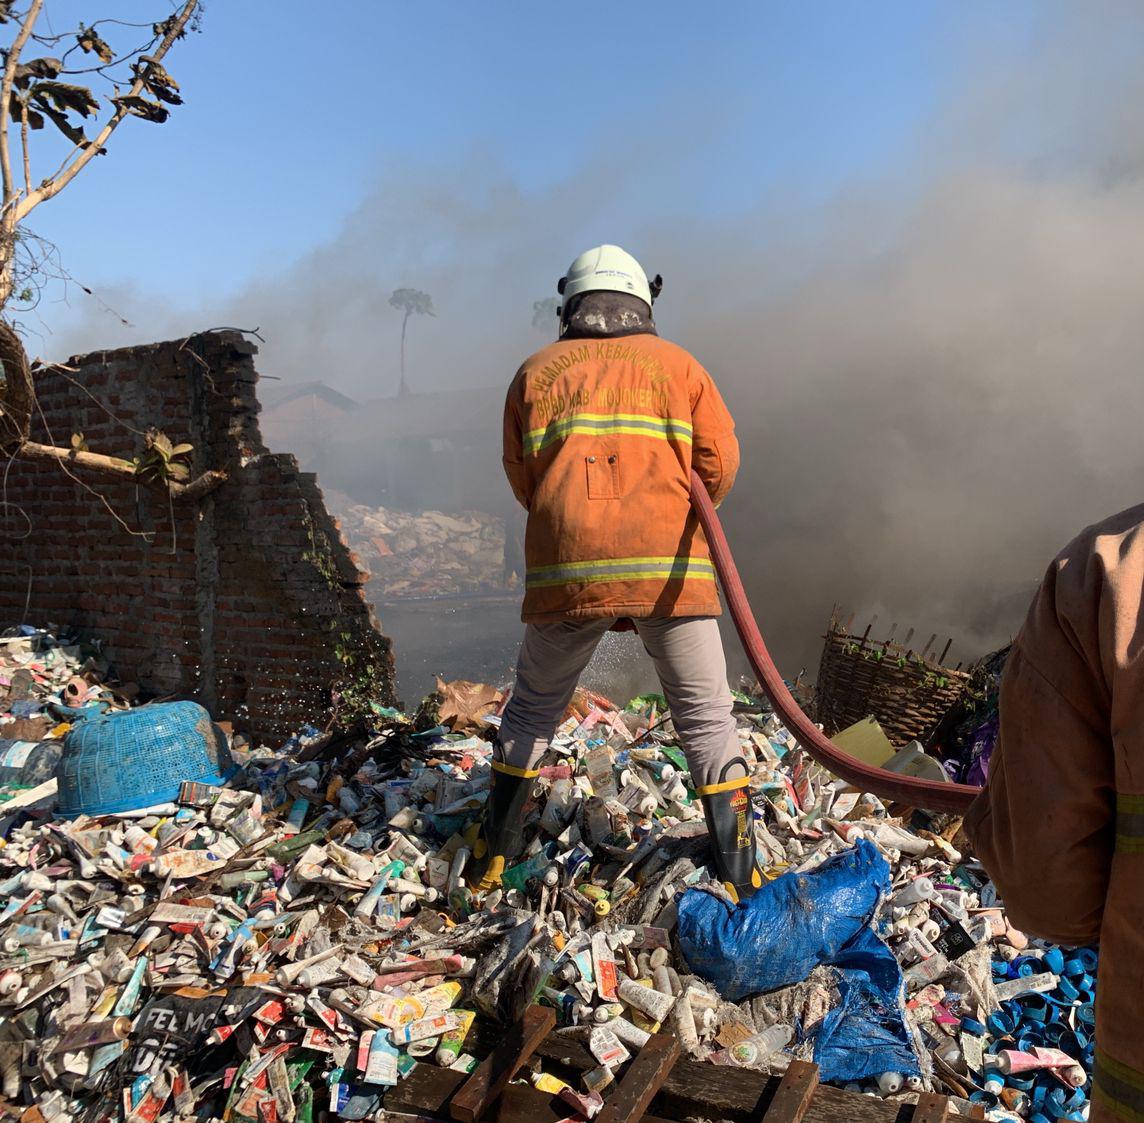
14 58 63 84
110 95 169 124
152 16 192 41
30 81 99 118
137 56 180 91
32 101 86 146
9 97 45 131
76 26 114 65
134 58 183 107
145 83 182 107
27 82 100 144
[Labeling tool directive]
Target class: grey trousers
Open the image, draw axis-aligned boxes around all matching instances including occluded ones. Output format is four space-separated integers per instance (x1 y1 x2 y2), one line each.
497 616 746 789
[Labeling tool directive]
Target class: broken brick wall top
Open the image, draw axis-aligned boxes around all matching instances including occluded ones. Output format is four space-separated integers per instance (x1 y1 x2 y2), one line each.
0 331 395 741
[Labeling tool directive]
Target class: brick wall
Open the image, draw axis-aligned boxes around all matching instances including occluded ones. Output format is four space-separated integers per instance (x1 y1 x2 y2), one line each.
0 331 395 741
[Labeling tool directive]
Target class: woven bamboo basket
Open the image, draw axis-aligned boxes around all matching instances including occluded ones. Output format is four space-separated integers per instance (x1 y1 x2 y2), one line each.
813 610 974 746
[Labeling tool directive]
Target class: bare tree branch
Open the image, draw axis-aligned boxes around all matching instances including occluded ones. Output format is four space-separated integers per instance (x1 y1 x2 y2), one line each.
40 139 85 190
19 97 29 197
32 19 160 48
18 438 134 474
0 0 45 208
17 438 227 501
170 468 227 502
14 0 197 222
59 37 156 79
25 397 150 539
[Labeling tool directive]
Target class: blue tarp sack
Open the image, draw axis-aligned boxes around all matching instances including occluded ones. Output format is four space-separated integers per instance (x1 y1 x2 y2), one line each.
677 838 919 1082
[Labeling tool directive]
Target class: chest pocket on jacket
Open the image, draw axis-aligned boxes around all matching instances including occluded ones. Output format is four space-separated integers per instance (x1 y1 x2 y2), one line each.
586 453 621 500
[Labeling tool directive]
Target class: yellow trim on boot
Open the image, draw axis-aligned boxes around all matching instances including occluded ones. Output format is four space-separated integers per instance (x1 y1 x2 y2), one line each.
722 869 762 904
462 821 487 860
492 760 541 779
476 854 506 893
696 776 751 796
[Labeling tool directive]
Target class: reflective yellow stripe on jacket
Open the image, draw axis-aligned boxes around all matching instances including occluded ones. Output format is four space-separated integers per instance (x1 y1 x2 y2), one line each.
526 555 716 589
1095 1049 1144 1121
1116 794 1144 853
524 413 693 456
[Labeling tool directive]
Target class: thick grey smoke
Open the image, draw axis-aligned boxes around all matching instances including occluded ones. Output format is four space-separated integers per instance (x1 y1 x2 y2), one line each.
44 4 1144 680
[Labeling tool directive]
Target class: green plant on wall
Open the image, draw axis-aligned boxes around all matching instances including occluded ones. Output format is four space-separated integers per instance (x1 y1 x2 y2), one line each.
132 429 193 485
301 504 339 586
301 504 391 725
332 628 392 722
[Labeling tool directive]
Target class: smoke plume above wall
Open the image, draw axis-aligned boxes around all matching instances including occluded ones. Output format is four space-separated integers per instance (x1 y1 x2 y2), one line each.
45 4 1144 676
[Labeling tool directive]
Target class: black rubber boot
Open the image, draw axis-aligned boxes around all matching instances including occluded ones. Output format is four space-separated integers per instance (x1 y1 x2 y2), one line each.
698 778 763 903
469 761 538 892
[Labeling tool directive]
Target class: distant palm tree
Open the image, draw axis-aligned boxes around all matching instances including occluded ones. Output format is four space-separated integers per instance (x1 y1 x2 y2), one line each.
389 288 435 397
532 297 559 333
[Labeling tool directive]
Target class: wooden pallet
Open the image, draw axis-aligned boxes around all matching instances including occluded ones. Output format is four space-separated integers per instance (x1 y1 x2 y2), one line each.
387 1005 983 1123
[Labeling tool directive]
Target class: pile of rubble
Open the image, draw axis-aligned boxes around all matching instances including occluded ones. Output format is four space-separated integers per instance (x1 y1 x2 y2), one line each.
1 628 124 801
326 495 508 598
0 630 1096 1123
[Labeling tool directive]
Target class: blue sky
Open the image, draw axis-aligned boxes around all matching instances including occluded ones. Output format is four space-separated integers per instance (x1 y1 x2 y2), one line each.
19 0 1039 331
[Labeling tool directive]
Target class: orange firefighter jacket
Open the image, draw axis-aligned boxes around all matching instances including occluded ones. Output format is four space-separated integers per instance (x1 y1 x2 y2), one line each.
502 333 738 622
965 502 1144 1123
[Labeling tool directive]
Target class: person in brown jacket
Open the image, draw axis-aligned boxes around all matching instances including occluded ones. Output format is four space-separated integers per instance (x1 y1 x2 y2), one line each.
966 503 1144 1123
474 244 763 901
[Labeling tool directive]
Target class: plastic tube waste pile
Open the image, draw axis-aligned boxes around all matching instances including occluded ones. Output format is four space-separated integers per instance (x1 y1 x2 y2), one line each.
0 627 1097 1123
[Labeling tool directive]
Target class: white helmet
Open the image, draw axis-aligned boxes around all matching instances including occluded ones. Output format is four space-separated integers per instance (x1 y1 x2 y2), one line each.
558 244 660 312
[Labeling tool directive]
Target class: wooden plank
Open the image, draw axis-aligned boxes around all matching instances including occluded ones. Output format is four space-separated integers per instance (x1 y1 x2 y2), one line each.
393 1055 904 1123
389 1065 678 1123
595 1034 680 1123
760 1060 818 1123
493 1085 677 1123
530 1037 904 1123
910 1093 949 1123
449 1005 556 1123
390 1062 465 1117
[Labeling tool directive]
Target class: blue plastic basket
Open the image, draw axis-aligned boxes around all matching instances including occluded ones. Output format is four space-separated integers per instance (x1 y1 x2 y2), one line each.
56 700 237 817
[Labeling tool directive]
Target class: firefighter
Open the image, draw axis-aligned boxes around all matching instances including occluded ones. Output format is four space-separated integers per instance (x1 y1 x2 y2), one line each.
965 503 1144 1123
474 244 763 901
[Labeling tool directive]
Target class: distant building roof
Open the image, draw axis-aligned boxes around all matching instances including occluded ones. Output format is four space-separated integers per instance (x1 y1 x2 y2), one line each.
355 386 503 439
259 381 359 413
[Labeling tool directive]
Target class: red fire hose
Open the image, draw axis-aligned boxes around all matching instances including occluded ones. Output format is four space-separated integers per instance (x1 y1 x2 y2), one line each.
690 470 981 814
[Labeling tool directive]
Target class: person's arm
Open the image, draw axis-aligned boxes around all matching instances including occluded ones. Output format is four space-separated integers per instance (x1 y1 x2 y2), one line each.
689 364 739 507
965 574 1115 946
502 381 531 510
